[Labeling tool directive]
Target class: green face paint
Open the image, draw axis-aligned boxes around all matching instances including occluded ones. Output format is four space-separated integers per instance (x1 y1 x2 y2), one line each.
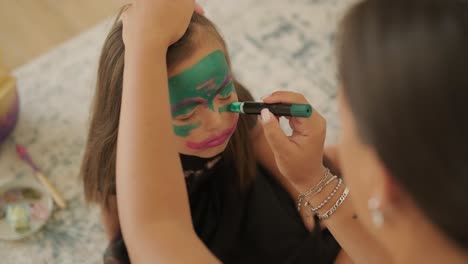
173 122 202 137
218 104 231 113
168 50 236 137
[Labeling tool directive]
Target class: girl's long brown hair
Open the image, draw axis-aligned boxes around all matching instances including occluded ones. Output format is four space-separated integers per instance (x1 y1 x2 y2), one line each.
81 11 257 208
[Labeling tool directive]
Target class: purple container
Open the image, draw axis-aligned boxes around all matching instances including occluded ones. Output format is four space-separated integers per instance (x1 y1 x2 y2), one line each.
0 78 19 144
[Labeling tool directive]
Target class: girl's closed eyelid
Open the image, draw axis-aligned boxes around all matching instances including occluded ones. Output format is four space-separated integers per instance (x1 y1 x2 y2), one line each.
174 107 198 121
217 93 233 100
176 113 195 122
171 98 208 117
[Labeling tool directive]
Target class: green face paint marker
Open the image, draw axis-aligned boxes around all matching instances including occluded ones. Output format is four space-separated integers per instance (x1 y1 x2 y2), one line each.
228 102 313 118
173 122 202 137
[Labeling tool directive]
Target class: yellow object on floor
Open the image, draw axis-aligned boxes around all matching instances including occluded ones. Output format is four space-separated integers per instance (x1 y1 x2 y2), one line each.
0 68 7 84
0 73 18 145
0 76 17 116
0 51 10 82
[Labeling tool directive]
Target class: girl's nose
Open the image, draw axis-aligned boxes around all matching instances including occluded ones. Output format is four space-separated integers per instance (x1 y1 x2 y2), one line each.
204 107 224 131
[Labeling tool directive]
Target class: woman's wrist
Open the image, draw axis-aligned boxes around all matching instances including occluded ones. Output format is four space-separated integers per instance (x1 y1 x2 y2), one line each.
295 167 349 220
293 165 328 194
308 182 347 215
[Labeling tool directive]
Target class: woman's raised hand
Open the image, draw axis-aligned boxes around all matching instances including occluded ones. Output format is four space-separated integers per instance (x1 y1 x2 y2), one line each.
260 91 327 192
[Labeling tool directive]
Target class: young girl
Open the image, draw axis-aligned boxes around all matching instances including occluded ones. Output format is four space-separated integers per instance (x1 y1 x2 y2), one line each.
81 9 341 264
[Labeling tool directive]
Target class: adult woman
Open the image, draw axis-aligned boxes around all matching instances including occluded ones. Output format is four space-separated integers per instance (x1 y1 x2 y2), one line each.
262 0 468 262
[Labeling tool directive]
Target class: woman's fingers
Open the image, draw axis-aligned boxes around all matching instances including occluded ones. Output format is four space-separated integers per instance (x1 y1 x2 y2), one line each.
195 2 205 15
262 91 310 104
260 109 294 157
259 91 327 190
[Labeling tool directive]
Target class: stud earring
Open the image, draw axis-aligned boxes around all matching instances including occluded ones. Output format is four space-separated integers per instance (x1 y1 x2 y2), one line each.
368 197 384 228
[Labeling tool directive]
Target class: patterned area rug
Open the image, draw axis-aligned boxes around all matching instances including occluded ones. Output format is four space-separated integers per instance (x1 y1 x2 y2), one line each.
0 0 355 262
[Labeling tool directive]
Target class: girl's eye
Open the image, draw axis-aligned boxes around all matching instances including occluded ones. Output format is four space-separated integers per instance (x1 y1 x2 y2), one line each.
218 93 232 101
176 110 196 122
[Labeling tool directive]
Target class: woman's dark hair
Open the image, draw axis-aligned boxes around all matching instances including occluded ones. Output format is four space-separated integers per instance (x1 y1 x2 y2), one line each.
339 0 468 249
81 9 257 208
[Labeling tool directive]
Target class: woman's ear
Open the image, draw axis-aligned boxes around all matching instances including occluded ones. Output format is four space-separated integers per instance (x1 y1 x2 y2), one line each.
367 154 404 228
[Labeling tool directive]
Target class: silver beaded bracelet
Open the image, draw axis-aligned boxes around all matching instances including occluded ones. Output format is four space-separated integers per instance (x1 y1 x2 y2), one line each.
297 168 330 212
318 187 350 220
308 178 343 212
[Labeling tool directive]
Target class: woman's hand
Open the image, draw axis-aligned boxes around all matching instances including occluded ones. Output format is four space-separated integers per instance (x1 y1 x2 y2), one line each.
261 95 391 263
324 144 342 176
260 91 327 192
121 0 195 50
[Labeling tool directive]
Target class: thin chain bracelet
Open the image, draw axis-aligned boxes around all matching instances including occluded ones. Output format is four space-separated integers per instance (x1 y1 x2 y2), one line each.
297 168 330 211
307 178 343 213
318 187 350 220
303 175 337 207
302 175 338 217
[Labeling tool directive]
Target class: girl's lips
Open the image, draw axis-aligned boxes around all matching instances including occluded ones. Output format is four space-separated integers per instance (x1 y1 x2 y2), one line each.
186 123 237 150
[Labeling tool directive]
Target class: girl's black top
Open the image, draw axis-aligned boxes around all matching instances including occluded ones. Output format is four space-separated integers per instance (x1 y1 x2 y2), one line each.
103 154 341 264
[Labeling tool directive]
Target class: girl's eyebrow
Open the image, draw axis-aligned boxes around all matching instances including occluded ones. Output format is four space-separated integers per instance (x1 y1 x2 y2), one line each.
171 98 208 115
214 73 233 95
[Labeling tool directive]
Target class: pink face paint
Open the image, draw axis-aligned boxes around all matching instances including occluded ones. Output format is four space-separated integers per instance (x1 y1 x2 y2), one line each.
215 74 233 96
196 78 217 91
186 116 239 150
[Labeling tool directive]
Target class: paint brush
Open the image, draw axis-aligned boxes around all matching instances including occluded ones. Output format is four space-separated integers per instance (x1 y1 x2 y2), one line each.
15 144 67 209
227 102 313 118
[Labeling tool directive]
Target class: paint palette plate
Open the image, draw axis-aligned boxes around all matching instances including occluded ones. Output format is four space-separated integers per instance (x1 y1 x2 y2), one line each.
0 177 54 240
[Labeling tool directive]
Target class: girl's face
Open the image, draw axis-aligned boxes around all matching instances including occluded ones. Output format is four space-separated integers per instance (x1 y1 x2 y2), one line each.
168 46 239 158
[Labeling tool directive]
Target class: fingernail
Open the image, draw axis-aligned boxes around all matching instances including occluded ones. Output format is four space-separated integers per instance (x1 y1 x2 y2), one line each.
261 94 272 101
260 108 271 124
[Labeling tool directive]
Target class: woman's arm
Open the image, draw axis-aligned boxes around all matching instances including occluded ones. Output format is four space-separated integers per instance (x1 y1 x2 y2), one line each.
308 146 392 264
253 125 354 264
116 1 218 262
257 92 391 264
